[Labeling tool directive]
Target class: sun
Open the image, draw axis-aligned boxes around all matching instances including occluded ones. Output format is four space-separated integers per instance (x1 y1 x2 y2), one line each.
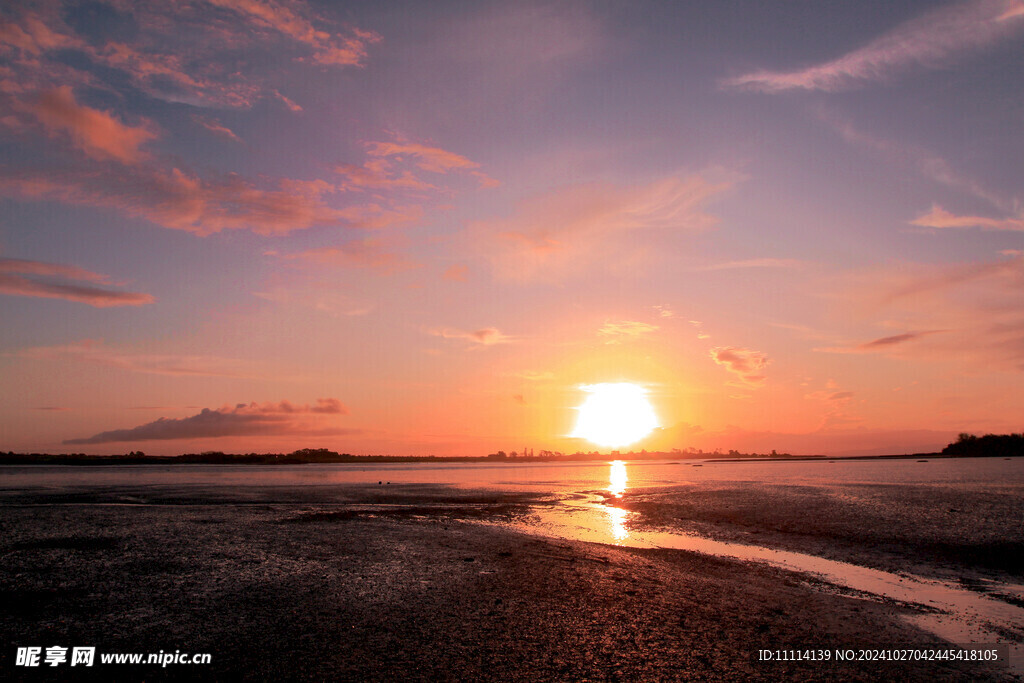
570 383 659 449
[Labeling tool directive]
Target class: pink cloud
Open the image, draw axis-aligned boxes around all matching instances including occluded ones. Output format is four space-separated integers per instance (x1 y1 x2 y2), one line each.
24 86 157 164
710 346 770 386
206 0 380 67
429 327 512 347
192 115 242 143
0 164 350 236
0 14 81 56
333 163 433 192
911 205 1024 231
725 0 1024 92
1 4 377 110
275 90 303 112
63 397 351 444
0 258 153 307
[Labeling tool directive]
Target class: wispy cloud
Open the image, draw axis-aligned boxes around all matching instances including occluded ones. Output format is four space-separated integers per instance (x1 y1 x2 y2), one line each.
822 256 1024 370
17 340 251 377
725 0 1024 92
0 164 349 236
470 172 735 282
64 398 350 444
0 258 153 307
710 346 770 386
192 115 242 143
597 320 659 344
429 327 512 347
911 205 1024 231
817 108 1009 210
859 330 947 350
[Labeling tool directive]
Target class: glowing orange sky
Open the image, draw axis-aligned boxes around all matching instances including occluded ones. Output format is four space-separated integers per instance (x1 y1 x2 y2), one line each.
1 0 1023 456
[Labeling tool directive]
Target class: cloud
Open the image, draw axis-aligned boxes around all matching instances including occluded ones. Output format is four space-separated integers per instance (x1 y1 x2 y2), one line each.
910 205 1024 231
470 172 734 282
816 108 1009 210
205 0 380 67
429 327 511 347
822 255 1024 370
710 346 770 386
0 258 153 307
17 340 251 377
804 383 860 429
725 0 1024 92
1 4 378 110
597 320 659 344
0 164 350 236
63 398 350 444
192 115 242 143
23 86 157 164
274 90 303 112
858 330 946 350
362 140 497 188
509 370 554 381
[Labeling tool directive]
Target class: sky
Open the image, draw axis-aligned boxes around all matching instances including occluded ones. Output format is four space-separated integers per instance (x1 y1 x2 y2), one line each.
1 0 1022 457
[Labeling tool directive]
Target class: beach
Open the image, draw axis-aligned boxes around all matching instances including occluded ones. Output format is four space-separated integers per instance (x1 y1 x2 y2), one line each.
1 474 1018 681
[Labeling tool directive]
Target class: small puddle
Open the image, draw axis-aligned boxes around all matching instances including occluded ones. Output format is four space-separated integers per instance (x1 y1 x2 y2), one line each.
513 495 1024 675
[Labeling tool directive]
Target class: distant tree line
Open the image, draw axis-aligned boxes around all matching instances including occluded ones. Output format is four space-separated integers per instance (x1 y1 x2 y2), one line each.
942 433 1024 458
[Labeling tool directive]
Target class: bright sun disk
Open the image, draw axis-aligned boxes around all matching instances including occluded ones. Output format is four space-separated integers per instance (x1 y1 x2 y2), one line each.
570 383 659 449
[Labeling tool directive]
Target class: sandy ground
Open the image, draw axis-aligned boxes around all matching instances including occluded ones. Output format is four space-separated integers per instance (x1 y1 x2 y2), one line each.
0 484 1014 681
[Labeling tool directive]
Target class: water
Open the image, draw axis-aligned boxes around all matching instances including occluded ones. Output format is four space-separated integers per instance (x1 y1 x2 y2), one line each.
2 455 1022 491
3 456 1023 671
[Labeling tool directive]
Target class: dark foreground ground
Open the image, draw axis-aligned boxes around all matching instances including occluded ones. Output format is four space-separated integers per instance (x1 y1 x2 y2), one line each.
0 484 1014 681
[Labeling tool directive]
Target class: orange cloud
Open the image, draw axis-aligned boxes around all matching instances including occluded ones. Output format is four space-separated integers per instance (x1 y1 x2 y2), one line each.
710 346 770 386
63 398 351 444
0 258 153 307
597 320 659 344
25 86 157 164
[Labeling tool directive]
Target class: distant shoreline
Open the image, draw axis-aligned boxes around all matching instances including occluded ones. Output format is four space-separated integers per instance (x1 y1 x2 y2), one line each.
2 450 1019 466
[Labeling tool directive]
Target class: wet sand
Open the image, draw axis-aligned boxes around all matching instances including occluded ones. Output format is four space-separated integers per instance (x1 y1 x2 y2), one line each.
615 481 1024 583
0 484 1014 681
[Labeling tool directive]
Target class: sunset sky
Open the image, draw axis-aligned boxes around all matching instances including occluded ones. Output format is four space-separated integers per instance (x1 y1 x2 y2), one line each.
1 0 1022 457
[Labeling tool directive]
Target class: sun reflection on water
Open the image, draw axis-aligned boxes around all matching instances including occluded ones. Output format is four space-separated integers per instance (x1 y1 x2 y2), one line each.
608 460 627 497
606 505 629 540
607 460 629 540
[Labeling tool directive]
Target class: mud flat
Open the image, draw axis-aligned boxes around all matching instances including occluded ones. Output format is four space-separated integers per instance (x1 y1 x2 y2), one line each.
0 484 1013 681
